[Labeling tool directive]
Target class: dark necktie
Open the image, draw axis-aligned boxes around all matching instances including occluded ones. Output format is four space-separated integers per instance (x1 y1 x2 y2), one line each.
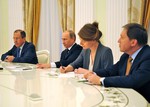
65 49 69 58
125 57 133 75
66 49 69 53
17 48 21 57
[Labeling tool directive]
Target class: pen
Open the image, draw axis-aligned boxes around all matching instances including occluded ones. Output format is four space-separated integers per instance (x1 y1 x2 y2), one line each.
78 79 88 82
23 68 32 70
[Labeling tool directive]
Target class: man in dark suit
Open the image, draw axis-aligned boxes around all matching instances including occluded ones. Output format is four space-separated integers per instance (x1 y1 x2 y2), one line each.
77 23 150 102
1 29 38 64
37 30 82 68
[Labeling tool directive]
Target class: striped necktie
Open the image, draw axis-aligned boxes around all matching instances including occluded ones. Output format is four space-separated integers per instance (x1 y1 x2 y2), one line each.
125 57 133 75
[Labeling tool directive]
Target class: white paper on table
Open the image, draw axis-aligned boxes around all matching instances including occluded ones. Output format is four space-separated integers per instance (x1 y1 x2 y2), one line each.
58 72 75 78
6 65 22 69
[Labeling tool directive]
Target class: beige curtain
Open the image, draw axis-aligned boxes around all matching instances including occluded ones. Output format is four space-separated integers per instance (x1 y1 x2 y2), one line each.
128 0 150 30
57 0 75 32
142 0 150 30
23 0 41 48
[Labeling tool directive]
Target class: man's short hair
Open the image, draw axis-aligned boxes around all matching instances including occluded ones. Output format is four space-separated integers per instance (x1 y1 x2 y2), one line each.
14 29 26 38
123 23 148 46
67 30 76 41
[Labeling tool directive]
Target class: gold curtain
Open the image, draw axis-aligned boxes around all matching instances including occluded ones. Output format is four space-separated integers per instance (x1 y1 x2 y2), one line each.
57 0 75 32
142 0 150 30
23 0 41 48
128 0 150 30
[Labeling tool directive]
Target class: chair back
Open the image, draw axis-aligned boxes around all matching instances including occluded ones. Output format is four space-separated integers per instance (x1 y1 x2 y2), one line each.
36 50 50 64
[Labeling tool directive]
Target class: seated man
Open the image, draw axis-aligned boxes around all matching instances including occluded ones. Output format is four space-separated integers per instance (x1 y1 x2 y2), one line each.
1 29 38 64
37 30 82 68
77 23 150 102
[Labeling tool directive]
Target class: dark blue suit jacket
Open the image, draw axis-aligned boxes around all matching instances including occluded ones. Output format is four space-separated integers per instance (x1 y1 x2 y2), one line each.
1 41 38 64
55 43 82 68
95 45 150 102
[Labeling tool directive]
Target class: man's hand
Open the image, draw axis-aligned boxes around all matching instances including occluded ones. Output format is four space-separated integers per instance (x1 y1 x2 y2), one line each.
87 74 101 85
4 56 15 62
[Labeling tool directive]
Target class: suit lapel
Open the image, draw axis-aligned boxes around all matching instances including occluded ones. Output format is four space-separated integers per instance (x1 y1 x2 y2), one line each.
84 49 90 69
129 46 147 74
93 43 101 71
64 43 77 59
20 42 27 57
64 49 69 59
123 58 128 75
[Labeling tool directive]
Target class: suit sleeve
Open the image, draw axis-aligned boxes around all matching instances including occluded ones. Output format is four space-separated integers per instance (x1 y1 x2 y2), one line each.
70 50 84 69
101 48 113 69
1 46 16 61
55 46 82 68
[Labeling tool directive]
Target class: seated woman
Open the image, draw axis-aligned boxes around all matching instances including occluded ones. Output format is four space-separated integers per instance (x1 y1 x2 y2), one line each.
60 22 113 74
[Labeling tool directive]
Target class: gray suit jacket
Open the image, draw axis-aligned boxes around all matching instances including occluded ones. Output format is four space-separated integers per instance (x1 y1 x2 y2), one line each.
70 42 113 71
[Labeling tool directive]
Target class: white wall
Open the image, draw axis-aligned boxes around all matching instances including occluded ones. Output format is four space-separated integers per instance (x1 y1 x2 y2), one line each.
106 0 128 63
75 0 94 44
8 0 24 48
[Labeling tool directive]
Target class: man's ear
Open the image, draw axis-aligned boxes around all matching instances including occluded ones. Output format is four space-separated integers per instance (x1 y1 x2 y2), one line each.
131 39 137 46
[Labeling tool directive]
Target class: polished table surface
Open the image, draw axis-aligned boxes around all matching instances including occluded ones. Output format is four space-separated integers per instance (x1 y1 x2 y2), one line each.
0 62 148 107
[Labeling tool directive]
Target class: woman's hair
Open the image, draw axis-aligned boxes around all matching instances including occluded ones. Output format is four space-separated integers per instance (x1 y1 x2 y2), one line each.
78 22 102 41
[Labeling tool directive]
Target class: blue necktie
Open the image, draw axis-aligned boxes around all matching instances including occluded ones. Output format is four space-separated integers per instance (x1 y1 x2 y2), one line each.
17 48 20 57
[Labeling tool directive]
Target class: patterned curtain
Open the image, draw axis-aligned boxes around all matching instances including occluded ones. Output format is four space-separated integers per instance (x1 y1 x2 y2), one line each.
128 0 150 30
57 0 75 32
23 0 41 48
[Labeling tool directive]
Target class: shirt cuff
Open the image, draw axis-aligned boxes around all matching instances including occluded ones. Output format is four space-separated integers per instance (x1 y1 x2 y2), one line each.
100 77 105 86
51 62 56 68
